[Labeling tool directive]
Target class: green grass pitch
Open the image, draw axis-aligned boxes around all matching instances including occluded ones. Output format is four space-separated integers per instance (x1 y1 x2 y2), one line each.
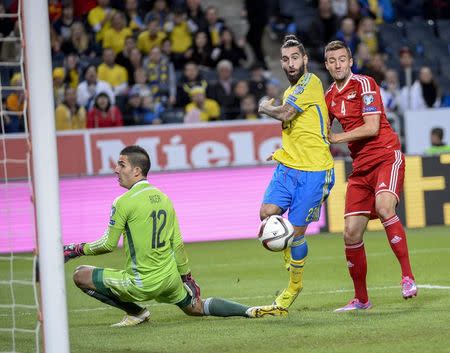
1 226 450 353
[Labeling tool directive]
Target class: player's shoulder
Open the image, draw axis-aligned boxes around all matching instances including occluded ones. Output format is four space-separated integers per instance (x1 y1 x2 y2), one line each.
351 74 378 93
325 82 336 98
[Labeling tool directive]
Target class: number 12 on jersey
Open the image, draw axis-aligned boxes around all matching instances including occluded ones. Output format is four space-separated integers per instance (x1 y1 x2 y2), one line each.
150 210 166 249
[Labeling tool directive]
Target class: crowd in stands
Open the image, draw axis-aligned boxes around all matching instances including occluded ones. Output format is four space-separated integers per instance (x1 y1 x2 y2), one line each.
1 0 450 155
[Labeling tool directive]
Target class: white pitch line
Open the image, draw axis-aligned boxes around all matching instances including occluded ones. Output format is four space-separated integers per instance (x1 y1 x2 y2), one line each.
1 284 449 317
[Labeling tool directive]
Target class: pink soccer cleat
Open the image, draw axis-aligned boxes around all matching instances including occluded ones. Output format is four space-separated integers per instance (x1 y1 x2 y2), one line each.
334 298 372 312
401 276 418 299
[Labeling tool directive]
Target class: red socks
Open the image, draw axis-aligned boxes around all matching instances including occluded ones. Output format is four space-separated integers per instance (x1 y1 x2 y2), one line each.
345 241 369 303
382 215 414 279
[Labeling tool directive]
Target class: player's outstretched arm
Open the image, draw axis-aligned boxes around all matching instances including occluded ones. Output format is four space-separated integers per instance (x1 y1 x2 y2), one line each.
258 98 297 122
329 114 380 144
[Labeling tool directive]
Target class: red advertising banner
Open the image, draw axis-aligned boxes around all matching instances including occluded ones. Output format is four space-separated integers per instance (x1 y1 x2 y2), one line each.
1 120 281 179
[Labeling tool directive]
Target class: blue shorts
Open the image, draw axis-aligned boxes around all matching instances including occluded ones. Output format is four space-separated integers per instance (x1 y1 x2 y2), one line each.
263 164 335 227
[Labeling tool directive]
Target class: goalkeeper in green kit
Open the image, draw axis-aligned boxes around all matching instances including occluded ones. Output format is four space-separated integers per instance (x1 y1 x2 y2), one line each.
64 145 286 327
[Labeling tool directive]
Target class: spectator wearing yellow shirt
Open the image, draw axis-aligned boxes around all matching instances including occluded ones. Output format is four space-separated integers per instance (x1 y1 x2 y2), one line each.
237 95 259 120
137 17 166 55
184 85 220 122
103 11 132 54
53 67 66 106
205 6 225 47
98 48 128 96
87 0 114 42
55 87 87 130
164 9 195 55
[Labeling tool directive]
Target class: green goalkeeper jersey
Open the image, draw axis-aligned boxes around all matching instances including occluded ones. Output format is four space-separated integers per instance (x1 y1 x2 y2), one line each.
83 180 190 285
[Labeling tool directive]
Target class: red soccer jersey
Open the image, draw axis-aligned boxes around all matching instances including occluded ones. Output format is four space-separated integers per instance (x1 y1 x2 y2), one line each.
325 74 400 171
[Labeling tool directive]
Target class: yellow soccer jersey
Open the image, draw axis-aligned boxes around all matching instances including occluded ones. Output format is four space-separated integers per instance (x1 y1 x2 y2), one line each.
272 73 334 171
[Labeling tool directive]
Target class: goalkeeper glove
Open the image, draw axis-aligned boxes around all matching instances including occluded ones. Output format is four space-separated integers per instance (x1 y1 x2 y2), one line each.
181 272 201 305
63 243 85 263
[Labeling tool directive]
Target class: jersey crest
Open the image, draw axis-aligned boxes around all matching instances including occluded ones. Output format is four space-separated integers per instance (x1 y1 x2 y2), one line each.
363 94 374 105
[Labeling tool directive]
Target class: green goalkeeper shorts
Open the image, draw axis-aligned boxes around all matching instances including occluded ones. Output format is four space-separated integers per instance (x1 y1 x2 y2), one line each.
92 267 188 305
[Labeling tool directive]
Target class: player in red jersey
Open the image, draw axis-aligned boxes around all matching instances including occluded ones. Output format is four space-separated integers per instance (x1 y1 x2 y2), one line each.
323 41 417 312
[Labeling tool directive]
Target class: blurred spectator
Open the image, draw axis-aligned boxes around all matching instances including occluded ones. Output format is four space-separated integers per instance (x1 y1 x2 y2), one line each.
399 66 441 112
4 73 25 133
211 27 247 68
115 36 136 74
185 85 220 122
207 59 237 120
364 52 386 85
124 0 145 33
144 46 176 106
61 22 95 57
73 0 96 18
49 0 63 22
53 67 66 106
55 87 87 130
347 0 363 25
205 6 225 47
76 64 115 108
353 42 370 74
186 0 208 32
144 0 170 28
97 48 128 96
0 21 20 63
126 47 143 85
123 87 162 125
103 11 132 54
359 0 394 23
176 61 207 108
335 17 360 55
309 0 339 61
53 2 76 41
87 0 114 43
249 62 267 102
63 53 80 88
160 38 175 62
87 92 123 128
188 30 214 68
164 8 196 69
380 69 401 113
397 46 417 88
237 94 259 120
234 80 250 102
425 127 450 155
357 16 384 55
137 17 166 55
332 0 348 18
50 27 65 65
244 0 269 69
131 68 152 97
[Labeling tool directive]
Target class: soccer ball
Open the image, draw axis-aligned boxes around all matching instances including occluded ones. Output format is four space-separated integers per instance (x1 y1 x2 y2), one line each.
258 215 294 252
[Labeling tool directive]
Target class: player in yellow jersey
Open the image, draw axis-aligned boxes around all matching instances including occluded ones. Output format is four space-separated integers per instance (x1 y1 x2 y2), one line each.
63 146 287 326
258 34 335 309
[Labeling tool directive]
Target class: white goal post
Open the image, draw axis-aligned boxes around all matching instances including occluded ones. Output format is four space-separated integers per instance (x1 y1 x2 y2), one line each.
22 0 70 352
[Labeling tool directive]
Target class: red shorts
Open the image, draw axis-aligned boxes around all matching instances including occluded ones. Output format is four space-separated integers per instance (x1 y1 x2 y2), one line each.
345 150 405 219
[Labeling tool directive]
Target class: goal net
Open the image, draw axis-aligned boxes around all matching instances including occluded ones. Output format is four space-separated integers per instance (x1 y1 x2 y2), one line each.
0 1 41 352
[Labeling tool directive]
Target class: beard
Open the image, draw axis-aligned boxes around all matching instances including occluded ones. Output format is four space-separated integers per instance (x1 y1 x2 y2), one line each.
284 64 305 85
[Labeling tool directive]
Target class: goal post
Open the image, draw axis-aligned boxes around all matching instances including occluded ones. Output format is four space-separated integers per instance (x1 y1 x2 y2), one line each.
22 0 70 352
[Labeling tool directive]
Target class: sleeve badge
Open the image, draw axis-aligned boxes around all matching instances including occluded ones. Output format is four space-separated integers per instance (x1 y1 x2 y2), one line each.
363 94 374 105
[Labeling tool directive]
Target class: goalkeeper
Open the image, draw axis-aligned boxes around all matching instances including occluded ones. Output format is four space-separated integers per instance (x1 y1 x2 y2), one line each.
64 145 286 327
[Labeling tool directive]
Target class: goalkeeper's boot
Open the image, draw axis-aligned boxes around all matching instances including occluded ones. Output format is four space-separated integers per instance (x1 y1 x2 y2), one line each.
111 308 150 327
401 276 417 299
334 298 372 312
273 287 303 309
246 305 288 318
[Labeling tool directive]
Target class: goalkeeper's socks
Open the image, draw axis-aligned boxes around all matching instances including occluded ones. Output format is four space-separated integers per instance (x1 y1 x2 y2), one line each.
81 288 144 315
382 215 414 279
345 241 368 303
203 297 249 317
287 235 308 292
